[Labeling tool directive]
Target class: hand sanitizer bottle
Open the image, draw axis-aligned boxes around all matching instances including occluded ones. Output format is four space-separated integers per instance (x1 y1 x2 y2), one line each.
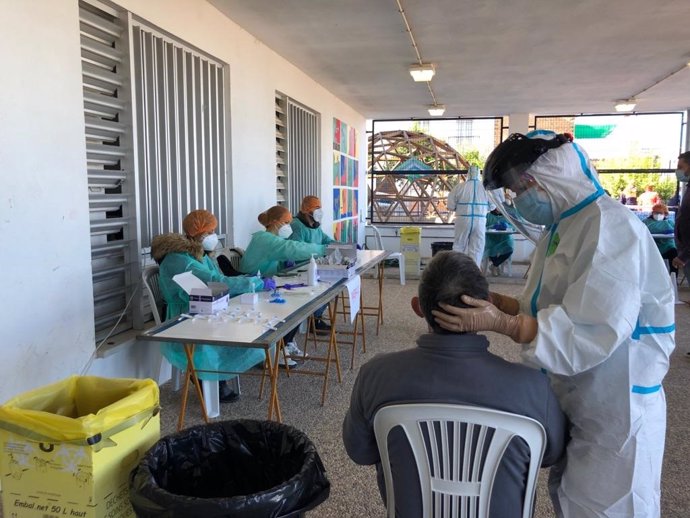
307 254 318 286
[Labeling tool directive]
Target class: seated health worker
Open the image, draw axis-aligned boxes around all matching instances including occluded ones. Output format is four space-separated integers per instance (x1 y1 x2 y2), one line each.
485 208 514 276
290 195 335 334
240 205 327 358
342 251 567 518
643 202 678 275
151 209 269 400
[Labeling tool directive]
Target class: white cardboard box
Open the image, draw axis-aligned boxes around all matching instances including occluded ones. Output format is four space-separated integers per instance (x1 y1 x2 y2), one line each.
189 282 229 314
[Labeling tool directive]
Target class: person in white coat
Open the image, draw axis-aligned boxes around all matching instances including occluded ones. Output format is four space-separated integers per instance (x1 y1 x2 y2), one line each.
432 131 675 518
446 165 490 266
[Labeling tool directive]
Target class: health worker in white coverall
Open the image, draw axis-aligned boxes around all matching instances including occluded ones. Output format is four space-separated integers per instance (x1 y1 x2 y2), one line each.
432 131 675 518
447 165 490 266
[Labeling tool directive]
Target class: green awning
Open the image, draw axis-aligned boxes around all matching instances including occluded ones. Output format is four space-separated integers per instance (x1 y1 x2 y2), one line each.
573 124 616 139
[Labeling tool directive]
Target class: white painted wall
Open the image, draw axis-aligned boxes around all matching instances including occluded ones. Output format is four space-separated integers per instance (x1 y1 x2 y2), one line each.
0 0 367 402
0 2 96 399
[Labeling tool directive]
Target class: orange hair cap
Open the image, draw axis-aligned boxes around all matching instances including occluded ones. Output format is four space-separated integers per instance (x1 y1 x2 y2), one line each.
301 195 321 213
182 209 218 238
651 203 668 215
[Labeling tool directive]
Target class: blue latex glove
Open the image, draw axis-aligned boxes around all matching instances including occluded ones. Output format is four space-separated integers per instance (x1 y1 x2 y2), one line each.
493 222 508 231
356 244 363 250
284 260 296 268
262 277 277 291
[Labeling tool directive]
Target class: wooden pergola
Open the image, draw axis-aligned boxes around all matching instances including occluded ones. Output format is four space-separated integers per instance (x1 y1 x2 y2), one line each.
368 130 471 224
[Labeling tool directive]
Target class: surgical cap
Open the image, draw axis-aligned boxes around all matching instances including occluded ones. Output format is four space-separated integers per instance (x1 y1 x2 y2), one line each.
182 209 217 238
652 203 669 215
301 196 321 213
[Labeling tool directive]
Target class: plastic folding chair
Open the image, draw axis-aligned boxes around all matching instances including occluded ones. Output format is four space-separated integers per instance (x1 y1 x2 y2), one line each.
369 225 406 285
374 403 546 518
142 265 226 418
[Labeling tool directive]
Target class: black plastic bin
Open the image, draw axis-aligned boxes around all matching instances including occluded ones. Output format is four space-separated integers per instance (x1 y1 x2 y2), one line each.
431 241 454 256
129 419 330 518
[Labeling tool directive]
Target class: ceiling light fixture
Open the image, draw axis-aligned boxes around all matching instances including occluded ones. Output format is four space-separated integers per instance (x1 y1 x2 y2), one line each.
614 99 637 112
409 63 436 82
428 104 446 116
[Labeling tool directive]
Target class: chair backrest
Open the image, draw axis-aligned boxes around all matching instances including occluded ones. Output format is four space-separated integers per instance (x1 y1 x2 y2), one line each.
373 403 546 518
142 265 165 325
369 224 384 250
216 247 244 276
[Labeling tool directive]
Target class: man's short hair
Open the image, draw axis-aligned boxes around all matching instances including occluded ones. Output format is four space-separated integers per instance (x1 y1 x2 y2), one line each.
679 151 690 162
418 251 490 333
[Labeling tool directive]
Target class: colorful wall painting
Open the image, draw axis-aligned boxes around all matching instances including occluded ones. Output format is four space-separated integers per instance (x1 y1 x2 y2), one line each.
332 117 359 243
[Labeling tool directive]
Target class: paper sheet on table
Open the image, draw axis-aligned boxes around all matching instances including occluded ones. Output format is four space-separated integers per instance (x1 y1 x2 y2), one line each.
345 275 361 323
172 272 207 294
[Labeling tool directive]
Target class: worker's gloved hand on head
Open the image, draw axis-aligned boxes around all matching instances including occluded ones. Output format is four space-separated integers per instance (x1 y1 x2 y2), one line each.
431 296 537 343
262 277 277 291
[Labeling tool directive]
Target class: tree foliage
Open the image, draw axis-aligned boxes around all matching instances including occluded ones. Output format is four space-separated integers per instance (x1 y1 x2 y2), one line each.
593 155 677 203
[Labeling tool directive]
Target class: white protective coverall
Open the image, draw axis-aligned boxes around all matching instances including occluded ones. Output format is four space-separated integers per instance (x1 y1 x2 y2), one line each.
447 165 489 265
519 131 675 517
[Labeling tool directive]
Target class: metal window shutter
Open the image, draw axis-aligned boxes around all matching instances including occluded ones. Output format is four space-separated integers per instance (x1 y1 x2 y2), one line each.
80 0 139 340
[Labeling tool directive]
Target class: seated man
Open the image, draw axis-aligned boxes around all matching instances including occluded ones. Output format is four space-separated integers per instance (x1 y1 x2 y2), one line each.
342 251 567 518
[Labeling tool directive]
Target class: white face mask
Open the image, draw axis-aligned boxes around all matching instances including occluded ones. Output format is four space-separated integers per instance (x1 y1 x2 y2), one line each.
652 213 665 221
201 233 219 251
312 208 323 222
675 169 689 182
278 224 293 239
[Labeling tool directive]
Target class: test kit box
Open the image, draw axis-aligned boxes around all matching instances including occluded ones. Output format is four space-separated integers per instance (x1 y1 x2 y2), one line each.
317 263 355 280
0 376 160 518
326 243 357 261
189 282 229 314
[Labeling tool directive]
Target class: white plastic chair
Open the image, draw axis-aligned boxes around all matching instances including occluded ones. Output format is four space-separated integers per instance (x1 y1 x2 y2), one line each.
373 403 546 518
369 225 406 285
142 265 223 418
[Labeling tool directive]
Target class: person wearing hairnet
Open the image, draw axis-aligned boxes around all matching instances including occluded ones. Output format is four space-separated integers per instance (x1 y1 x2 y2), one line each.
240 205 327 277
290 195 336 334
240 205 328 359
432 131 675 518
446 165 490 266
290 195 336 245
151 209 269 401
643 203 678 275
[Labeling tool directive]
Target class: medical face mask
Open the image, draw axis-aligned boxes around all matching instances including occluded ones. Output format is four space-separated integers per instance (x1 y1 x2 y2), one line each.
312 208 323 222
676 169 689 182
278 224 293 239
653 213 665 221
201 233 219 251
514 186 555 226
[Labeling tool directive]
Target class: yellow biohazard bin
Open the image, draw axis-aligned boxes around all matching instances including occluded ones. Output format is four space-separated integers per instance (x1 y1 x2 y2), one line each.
0 376 160 518
399 226 422 278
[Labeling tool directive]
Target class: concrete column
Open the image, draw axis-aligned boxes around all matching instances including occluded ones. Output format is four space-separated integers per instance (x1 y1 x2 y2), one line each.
508 113 530 134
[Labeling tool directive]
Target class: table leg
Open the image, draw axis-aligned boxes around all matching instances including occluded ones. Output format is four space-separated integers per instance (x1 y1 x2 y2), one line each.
377 262 384 332
177 343 209 431
266 342 282 422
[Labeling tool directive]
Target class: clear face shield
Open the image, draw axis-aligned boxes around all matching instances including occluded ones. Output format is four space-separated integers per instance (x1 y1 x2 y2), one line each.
486 169 549 243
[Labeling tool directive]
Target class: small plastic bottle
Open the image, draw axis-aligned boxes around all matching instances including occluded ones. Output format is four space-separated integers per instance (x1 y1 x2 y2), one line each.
307 254 318 286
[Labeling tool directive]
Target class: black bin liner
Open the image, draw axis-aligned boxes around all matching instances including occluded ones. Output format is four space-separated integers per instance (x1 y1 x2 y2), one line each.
129 419 330 518
431 241 454 256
